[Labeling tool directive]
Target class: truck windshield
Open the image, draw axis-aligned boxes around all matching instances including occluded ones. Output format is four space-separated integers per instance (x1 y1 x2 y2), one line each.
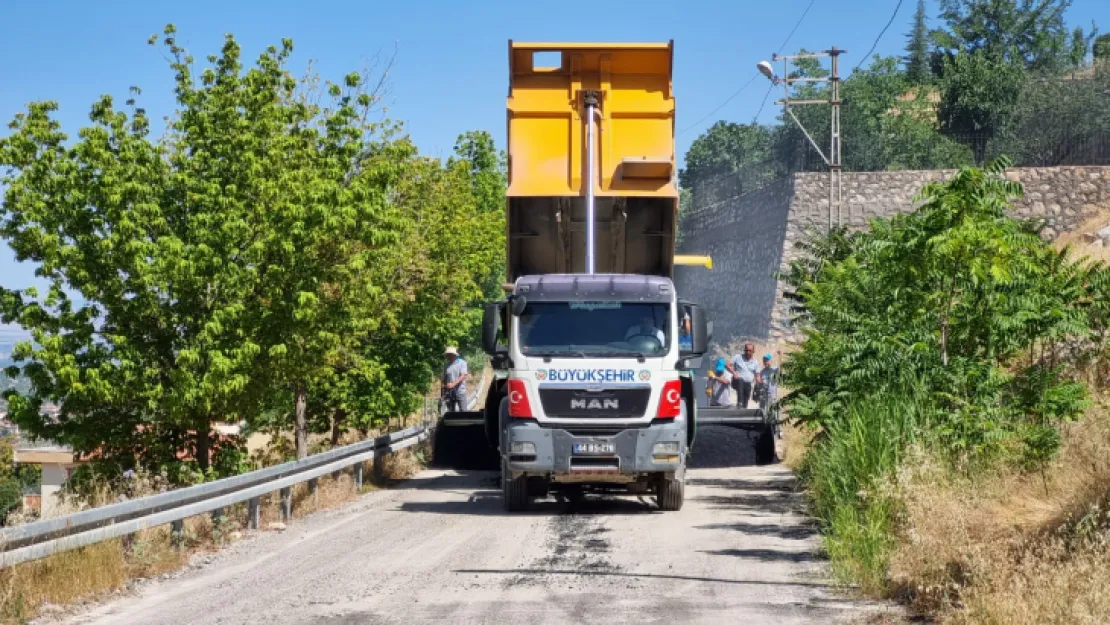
518 301 670 357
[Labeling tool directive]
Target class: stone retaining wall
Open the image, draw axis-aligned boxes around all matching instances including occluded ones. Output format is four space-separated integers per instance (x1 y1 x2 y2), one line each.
676 166 1110 351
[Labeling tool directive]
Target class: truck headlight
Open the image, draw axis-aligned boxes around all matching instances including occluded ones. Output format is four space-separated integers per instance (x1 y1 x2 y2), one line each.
510 441 536 454
653 441 680 454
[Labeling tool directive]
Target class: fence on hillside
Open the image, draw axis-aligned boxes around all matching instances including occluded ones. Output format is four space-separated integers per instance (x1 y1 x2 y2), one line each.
681 128 1110 234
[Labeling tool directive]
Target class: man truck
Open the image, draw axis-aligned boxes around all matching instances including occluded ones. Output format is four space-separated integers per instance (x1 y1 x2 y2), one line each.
441 41 713 511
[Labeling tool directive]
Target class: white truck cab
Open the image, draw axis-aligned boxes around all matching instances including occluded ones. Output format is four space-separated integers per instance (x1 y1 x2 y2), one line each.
482 274 708 510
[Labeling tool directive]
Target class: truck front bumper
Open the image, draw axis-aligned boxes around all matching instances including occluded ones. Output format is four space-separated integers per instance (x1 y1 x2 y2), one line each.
504 419 686 480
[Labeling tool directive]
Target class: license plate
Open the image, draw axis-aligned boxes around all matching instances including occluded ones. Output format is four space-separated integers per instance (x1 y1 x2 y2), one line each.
573 442 615 455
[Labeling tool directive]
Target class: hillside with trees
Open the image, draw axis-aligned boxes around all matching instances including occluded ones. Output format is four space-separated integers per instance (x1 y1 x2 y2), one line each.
679 0 1106 205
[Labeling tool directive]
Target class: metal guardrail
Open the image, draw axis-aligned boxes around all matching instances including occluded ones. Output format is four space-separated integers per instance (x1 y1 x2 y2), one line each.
0 421 435 568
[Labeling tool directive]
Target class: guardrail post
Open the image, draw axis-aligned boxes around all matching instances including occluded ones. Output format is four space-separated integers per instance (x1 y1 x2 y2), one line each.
372 452 386 484
308 478 318 499
247 497 260 530
171 519 185 548
211 507 224 524
280 487 292 522
354 462 364 490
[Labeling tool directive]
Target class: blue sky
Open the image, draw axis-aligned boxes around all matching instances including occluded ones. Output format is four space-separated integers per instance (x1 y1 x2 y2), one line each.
2 0 1108 317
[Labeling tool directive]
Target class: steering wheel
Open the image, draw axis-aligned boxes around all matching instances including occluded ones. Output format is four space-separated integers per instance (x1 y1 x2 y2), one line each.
627 334 663 353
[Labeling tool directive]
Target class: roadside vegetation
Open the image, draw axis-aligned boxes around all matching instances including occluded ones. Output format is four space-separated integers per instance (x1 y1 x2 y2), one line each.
779 156 1110 622
0 25 504 496
677 4 1110 618
0 25 499 620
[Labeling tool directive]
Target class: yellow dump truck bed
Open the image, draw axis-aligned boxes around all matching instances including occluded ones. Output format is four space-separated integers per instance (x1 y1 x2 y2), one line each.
506 41 679 282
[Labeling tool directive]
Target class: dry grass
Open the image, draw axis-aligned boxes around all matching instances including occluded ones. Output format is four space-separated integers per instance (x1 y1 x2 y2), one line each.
1054 208 1110 264
0 416 434 624
780 420 813 471
0 523 198 624
887 395 1110 623
0 541 129 623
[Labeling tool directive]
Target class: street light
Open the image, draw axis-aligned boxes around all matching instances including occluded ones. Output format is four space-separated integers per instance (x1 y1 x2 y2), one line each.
756 60 778 84
756 49 846 231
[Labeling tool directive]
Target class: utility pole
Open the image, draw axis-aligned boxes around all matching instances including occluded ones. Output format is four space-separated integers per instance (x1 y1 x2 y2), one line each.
757 47 846 231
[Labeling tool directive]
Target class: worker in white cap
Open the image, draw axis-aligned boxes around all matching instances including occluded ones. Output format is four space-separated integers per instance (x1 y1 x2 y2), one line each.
442 346 469 412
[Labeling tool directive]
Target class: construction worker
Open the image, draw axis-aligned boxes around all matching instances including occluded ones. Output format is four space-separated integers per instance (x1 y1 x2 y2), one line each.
706 357 735 407
728 343 761 408
442 346 468 412
756 352 781 437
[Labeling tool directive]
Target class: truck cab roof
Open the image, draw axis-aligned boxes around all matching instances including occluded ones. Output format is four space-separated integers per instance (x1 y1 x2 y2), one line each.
513 273 674 303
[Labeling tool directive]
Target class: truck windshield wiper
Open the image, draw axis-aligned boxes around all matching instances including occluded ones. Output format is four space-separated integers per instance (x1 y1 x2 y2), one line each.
525 350 592 361
595 350 650 362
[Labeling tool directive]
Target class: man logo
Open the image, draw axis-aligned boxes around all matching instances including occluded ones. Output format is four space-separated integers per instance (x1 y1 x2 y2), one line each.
570 398 619 410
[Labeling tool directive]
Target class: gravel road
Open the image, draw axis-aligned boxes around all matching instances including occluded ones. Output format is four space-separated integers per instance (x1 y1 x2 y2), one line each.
52 428 877 625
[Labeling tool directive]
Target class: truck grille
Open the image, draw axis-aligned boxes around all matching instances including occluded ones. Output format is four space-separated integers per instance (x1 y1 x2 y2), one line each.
538 388 652 418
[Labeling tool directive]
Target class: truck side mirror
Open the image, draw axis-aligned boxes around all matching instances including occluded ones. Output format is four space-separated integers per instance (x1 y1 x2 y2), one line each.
510 295 527 316
482 303 503 355
681 305 709 358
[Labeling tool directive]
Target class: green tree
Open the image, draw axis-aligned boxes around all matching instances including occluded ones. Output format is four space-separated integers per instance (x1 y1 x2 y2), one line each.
291 134 506 446
0 29 274 474
679 121 777 192
937 50 1027 160
931 0 1096 73
905 0 932 83
1095 33 1110 61
991 63 1110 165
782 157 1090 459
783 55 972 171
448 130 507 357
1 25 503 473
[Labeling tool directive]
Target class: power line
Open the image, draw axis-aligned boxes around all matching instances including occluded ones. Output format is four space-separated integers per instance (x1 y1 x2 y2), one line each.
752 83 775 123
679 0 818 136
853 0 906 72
679 75 759 135
776 0 817 54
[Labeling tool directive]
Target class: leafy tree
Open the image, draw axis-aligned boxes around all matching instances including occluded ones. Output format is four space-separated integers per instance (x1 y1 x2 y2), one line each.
931 0 1096 73
0 25 504 473
0 29 272 474
905 0 932 83
991 63 1110 165
937 50 1027 160
1095 33 1110 61
785 56 972 171
782 157 1091 461
452 130 505 216
448 130 507 358
679 121 777 193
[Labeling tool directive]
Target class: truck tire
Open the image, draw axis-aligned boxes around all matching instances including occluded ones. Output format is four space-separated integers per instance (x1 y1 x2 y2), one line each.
502 460 529 511
657 477 684 511
755 428 776 465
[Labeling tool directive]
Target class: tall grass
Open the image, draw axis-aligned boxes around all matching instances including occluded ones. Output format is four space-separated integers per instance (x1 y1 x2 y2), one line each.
883 396 1110 623
799 385 929 593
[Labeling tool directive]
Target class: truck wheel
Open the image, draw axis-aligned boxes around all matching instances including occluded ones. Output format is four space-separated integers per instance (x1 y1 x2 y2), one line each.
502 460 529 511
755 428 777 465
657 477 684 511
